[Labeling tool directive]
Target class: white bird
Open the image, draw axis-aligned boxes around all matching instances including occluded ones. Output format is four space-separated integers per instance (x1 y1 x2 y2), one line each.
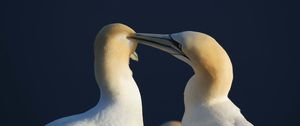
46 23 143 126
129 31 253 126
161 121 182 126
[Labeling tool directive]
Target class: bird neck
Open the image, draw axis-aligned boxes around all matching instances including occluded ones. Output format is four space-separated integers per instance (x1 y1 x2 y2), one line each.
94 48 140 102
184 60 233 107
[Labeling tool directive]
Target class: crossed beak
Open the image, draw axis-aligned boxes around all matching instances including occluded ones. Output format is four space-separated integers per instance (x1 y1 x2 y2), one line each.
128 33 190 64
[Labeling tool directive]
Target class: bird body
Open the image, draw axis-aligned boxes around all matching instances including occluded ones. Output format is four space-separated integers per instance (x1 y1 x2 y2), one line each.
46 23 143 126
182 98 251 126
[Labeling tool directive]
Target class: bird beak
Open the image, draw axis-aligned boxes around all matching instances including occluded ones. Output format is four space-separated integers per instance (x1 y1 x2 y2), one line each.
130 51 139 61
128 33 189 60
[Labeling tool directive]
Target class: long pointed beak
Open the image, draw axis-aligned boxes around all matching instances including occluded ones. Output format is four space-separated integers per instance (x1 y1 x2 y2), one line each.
128 33 191 65
128 33 187 56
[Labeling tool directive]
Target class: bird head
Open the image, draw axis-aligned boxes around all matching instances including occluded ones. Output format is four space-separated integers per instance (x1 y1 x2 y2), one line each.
128 31 232 78
95 23 138 61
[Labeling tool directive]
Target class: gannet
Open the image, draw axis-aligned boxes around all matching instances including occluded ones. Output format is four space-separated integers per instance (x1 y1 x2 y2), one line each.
46 23 143 126
129 31 253 126
161 121 182 126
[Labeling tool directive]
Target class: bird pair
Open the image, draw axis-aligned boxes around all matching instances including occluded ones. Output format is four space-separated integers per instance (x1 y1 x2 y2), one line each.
46 23 253 126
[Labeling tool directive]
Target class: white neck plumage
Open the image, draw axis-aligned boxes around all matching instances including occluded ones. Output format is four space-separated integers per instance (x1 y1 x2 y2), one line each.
184 59 233 107
93 44 141 104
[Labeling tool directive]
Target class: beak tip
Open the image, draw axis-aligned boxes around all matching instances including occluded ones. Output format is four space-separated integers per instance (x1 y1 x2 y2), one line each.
130 52 139 62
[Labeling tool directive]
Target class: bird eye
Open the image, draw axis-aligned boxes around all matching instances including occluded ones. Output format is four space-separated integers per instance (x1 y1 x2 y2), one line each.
169 34 183 51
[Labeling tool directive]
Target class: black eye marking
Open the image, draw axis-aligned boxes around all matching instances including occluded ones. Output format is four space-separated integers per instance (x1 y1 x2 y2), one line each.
169 34 182 51
169 34 189 60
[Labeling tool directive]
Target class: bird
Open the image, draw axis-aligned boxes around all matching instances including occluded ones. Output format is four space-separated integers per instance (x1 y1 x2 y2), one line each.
46 23 143 126
129 31 253 126
161 121 182 126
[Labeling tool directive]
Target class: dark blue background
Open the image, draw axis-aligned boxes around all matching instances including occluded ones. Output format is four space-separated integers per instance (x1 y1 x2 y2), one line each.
1 0 299 125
